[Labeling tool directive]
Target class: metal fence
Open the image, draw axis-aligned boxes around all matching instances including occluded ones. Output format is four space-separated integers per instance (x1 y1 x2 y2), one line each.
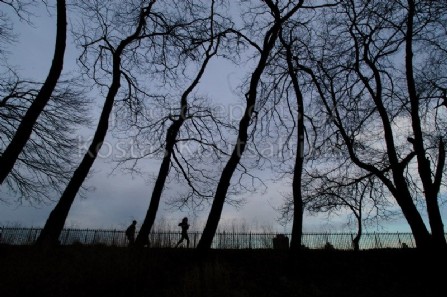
1 227 441 249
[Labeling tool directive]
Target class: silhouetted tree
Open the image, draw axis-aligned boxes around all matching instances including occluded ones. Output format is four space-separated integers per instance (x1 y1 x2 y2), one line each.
304 169 394 251
134 0 226 247
0 0 67 184
300 0 447 249
229 1 338 251
277 30 306 250
252 24 312 250
276 20 399 249
197 0 304 250
36 0 169 247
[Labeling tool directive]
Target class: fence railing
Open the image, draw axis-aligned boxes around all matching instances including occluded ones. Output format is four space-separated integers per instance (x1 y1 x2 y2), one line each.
1 227 443 249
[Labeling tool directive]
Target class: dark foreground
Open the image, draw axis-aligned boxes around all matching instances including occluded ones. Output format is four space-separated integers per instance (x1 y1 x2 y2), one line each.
0 246 445 297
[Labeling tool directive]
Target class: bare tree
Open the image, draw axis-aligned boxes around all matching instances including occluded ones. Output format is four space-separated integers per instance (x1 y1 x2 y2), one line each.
36 0 172 247
303 164 395 251
404 0 446 248
134 0 226 247
197 0 304 250
299 0 447 249
0 0 67 184
252 25 311 250
241 1 338 250
277 30 307 250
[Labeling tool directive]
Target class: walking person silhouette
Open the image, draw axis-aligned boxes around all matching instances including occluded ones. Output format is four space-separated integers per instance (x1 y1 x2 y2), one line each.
125 220 137 247
175 217 190 248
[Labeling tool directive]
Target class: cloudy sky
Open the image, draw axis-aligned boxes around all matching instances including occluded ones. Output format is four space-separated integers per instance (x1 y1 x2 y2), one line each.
0 2 418 233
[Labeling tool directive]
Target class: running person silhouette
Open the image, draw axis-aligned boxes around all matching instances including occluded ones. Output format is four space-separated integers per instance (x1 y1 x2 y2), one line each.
175 217 190 248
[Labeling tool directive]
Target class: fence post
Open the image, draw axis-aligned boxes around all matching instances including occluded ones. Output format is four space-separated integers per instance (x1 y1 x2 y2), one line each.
374 232 382 249
350 233 354 250
64 229 70 245
27 228 33 245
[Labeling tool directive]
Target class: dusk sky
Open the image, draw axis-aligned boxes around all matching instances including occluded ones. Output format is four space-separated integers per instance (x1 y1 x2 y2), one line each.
0 1 427 233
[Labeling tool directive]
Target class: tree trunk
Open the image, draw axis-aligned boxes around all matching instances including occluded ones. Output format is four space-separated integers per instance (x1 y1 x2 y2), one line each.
134 124 180 247
290 161 304 250
393 177 432 249
280 33 305 250
353 214 362 251
197 149 243 250
405 0 446 248
426 194 446 248
35 57 120 247
0 0 66 184
197 22 281 251
428 140 446 248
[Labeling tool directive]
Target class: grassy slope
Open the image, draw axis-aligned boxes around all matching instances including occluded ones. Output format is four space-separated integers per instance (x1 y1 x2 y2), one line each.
0 246 445 297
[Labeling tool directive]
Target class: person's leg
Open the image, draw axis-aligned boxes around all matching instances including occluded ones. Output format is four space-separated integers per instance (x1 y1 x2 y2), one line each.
186 234 190 248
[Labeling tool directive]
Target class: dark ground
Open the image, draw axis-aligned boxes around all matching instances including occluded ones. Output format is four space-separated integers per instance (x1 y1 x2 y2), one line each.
0 245 445 297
